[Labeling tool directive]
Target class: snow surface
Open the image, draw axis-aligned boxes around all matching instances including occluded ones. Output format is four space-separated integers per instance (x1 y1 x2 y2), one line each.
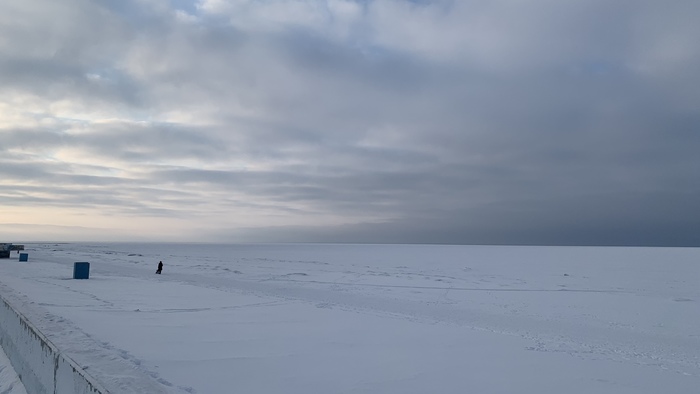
0 243 698 393
0 343 27 394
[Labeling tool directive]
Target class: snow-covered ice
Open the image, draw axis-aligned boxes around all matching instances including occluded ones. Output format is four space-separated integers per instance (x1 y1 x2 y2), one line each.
0 344 27 394
0 243 698 393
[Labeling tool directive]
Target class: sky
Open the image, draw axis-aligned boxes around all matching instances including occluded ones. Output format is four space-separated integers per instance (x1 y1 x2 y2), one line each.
1 0 699 246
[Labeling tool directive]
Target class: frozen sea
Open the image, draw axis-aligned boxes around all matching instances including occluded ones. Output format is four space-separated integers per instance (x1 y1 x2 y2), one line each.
0 243 698 393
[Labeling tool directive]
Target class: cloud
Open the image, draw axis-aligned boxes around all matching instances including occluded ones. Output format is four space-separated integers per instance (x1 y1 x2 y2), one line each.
1 0 698 245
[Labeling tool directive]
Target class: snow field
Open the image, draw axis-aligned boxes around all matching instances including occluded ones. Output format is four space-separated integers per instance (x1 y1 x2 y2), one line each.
0 243 698 393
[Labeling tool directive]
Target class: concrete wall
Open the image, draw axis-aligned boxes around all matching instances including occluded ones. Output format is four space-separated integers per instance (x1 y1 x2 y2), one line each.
0 294 109 394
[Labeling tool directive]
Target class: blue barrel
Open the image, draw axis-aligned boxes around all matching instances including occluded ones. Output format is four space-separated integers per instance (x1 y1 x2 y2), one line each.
19 253 28 262
73 262 90 279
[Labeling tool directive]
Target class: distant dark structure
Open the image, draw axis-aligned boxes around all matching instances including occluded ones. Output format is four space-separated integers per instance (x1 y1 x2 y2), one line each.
1 244 25 258
0 243 12 258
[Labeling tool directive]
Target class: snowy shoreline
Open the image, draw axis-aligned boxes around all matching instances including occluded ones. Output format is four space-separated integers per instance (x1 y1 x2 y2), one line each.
1 243 698 393
0 289 110 394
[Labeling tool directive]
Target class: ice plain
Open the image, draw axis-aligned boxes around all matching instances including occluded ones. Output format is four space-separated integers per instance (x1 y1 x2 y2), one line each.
0 243 698 393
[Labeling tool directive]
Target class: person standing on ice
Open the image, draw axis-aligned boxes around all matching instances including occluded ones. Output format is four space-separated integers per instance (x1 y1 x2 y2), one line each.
156 261 163 274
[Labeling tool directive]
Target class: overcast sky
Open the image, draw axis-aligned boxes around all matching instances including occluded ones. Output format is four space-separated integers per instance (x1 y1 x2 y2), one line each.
1 0 698 245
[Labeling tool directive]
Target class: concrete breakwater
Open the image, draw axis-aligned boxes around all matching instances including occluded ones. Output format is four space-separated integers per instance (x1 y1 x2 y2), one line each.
0 293 108 394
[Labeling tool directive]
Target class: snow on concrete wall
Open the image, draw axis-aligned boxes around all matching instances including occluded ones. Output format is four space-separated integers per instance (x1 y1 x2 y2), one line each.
0 294 108 394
